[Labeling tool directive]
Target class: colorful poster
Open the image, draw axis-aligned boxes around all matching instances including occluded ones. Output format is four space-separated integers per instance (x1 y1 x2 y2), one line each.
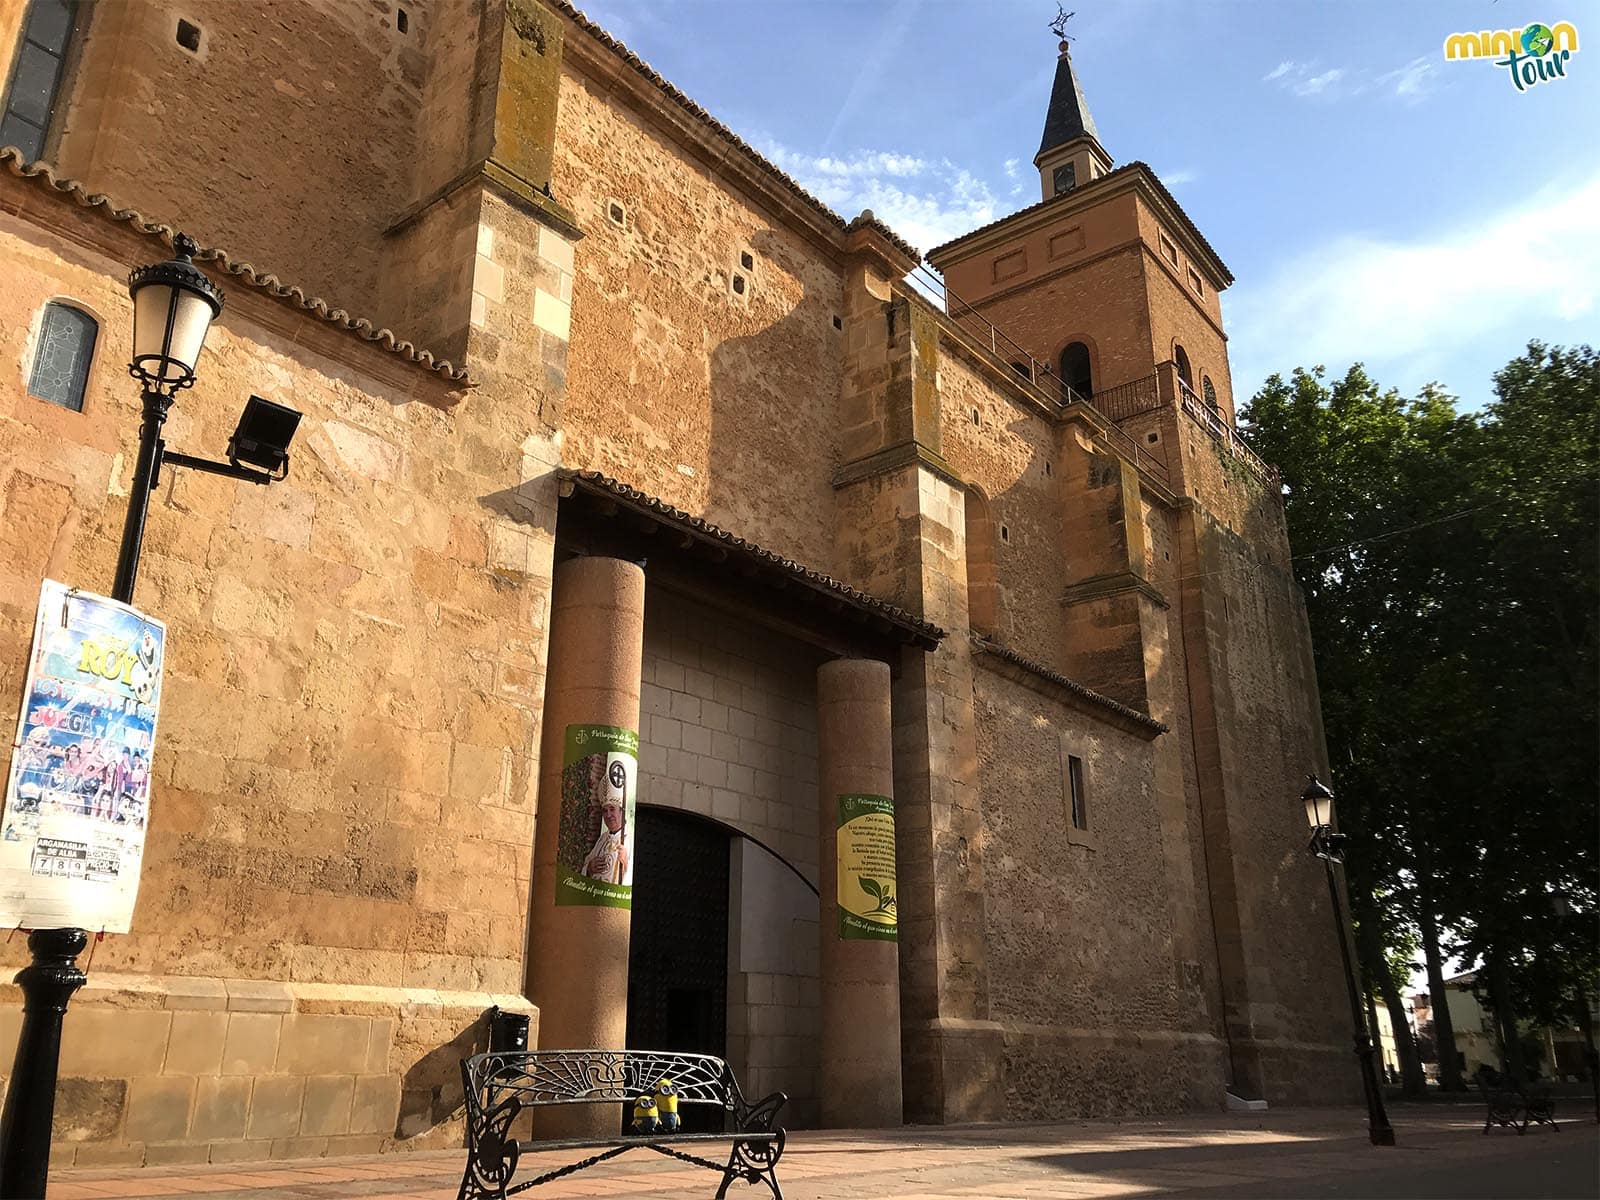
555 723 638 909
837 793 897 940
0 580 165 933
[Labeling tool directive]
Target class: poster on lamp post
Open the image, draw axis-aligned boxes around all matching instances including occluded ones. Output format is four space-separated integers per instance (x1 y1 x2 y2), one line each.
837 793 897 940
555 723 638 909
0 580 164 933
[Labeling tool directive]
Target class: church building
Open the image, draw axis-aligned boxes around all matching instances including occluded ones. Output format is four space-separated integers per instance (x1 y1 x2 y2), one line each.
0 0 1354 1165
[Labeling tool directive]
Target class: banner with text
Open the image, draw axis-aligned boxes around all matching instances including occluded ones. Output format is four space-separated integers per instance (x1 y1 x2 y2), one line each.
555 723 638 909
1 580 165 932
837 792 897 940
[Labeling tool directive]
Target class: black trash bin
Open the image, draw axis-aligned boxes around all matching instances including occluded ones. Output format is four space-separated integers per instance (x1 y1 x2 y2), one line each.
487 1006 530 1052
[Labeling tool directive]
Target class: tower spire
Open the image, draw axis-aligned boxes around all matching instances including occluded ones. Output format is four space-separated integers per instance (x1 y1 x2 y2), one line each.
1033 19 1112 201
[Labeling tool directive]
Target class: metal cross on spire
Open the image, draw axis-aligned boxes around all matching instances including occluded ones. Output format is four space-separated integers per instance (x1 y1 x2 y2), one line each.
1049 5 1076 41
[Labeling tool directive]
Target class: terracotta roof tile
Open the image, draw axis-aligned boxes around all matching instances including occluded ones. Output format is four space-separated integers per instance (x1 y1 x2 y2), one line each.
926 160 1234 285
555 2 920 262
559 468 944 647
971 634 1169 735
1 147 471 385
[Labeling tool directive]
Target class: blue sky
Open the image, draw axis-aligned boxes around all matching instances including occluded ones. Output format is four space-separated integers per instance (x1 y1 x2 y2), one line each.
569 0 1596 410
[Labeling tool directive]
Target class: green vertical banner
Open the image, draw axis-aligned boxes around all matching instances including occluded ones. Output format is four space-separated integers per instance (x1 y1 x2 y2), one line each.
555 723 638 909
836 793 897 940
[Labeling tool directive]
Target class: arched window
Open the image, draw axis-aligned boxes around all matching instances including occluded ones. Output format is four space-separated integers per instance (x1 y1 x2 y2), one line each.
28 302 97 412
963 489 1002 637
1174 344 1193 390
0 0 79 161
1202 375 1219 412
1059 341 1092 401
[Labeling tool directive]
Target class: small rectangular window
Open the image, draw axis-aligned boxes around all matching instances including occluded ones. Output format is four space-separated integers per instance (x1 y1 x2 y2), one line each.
1067 754 1087 830
1188 267 1204 296
1160 233 1178 266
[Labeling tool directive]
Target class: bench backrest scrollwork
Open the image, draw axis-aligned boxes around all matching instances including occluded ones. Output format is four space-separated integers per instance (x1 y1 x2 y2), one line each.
462 1049 748 1122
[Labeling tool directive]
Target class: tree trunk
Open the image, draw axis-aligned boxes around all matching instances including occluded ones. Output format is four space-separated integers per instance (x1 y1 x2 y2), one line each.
1376 960 1426 1096
1353 904 1425 1095
1417 895 1465 1090
1486 949 1527 1082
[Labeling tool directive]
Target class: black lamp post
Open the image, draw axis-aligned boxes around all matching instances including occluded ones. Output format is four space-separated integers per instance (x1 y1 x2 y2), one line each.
0 234 301 1198
1302 774 1396 1147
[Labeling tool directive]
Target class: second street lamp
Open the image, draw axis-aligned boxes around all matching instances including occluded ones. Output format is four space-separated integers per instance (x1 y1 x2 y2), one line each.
1301 774 1396 1147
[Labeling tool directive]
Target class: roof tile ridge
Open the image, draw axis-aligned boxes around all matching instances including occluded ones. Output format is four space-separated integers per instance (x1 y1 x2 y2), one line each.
1 145 473 384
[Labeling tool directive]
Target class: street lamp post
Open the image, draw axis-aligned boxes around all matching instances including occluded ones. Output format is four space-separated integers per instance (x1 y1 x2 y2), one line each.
1301 774 1396 1147
0 234 301 1198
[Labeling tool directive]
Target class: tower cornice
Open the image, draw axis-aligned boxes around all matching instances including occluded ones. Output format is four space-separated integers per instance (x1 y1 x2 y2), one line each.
925 162 1233 290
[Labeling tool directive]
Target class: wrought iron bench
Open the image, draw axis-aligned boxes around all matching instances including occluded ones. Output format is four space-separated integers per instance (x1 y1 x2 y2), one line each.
458 1049 787 1200
1476 1068 1559 1135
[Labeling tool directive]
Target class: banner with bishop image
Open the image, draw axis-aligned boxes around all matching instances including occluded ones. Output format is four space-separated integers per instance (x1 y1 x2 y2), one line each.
0 580 165 933
554 723 638 909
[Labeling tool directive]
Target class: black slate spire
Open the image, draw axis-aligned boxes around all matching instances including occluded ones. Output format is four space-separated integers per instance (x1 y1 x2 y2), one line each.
1035 41 1102 163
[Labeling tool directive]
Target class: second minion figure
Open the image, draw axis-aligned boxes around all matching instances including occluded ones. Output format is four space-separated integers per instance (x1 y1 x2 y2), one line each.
630 1092 659 1135
654 1078 681 1133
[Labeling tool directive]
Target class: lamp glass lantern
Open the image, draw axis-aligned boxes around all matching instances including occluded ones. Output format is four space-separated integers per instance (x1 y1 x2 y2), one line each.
1302 775 1335 831
127 233 224 392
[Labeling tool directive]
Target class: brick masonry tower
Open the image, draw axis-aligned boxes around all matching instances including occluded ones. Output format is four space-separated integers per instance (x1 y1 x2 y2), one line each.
928 36 1346 1105
927 39 1237 424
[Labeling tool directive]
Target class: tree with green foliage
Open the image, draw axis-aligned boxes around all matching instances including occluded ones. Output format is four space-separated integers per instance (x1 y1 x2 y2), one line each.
1239 342 1599 1088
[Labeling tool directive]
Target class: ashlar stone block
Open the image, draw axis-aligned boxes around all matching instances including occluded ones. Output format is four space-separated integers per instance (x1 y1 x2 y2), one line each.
191 1075 251 1141
124 1075 195 1143
247 1075 306 1140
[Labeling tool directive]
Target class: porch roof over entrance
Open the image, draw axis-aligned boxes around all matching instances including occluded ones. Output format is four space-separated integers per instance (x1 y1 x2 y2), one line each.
555 469 945 652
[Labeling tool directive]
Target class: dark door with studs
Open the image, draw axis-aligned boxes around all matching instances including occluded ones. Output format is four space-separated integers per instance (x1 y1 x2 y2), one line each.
625 806 730 1132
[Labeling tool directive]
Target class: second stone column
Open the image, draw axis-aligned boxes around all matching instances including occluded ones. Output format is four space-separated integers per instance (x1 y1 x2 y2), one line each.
816 657 904 1127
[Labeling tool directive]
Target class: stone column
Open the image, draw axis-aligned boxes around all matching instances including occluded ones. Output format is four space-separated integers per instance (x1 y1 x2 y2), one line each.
816 657 903 1127
526 555 645 1136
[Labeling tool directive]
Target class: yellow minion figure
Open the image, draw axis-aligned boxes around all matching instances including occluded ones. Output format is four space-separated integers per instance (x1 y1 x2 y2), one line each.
654 1078 681 1133
630 1092 659 1135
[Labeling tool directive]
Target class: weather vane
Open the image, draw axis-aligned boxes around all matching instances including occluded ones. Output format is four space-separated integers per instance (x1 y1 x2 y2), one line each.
1050 5 1075 41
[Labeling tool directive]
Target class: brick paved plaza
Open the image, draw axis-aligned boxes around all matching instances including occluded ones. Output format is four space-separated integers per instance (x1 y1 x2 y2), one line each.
49 1105 1597 1200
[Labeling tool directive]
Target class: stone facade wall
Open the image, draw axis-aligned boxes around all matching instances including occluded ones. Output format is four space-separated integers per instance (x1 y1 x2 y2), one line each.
549 59 847 575
973 664 1227 1117
637 590 823 1123
638 591 822 877
40 0 429 318
727 840 821 1128
936 348 1066 670
0 167 555 1163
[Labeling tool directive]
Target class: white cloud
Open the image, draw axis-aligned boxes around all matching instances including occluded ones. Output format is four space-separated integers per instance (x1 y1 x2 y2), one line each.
1296 68 1346 96
1266 56 1438 102
1376 56 1436 101
755 139 1001 257
1227 173 1600 399
1267 61 1351 97
1161 167 1199 188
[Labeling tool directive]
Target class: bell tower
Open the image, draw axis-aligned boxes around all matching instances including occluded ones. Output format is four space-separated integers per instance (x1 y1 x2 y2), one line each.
926 33 1237 425
1034 39 1113 201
